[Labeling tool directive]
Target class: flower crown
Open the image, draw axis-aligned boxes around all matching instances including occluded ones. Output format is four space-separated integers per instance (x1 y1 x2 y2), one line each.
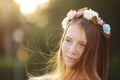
62 7 111 39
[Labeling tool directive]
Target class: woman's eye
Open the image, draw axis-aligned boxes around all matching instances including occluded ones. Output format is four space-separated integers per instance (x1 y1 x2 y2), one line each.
65 39 71 42
80 44 86 47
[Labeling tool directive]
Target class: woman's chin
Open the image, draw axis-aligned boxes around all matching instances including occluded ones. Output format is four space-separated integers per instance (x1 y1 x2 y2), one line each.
64 62 75 68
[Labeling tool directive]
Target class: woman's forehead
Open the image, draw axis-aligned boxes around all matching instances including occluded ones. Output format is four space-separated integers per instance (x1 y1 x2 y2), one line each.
65 24 87 43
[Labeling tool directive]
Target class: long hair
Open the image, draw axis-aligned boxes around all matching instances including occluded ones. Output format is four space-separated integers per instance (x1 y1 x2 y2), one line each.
51 17 109 80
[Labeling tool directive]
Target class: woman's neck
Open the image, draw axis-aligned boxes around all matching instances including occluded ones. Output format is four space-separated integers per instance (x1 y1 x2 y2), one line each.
71 71 87 80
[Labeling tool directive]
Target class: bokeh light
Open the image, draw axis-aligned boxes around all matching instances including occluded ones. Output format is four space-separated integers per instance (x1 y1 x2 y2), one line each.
14 0 49 15
12 29 24 43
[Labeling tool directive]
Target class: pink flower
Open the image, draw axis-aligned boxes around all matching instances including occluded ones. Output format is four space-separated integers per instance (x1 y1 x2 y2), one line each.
97 18 104 25
76 11 83 17
67 10 77 19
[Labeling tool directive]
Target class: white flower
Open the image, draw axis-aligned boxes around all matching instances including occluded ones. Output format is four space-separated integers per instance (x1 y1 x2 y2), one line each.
102 24 111 34
61 17 69 30
83 9 99 20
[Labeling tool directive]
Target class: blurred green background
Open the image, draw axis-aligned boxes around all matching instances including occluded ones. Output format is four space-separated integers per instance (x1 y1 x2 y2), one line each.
0 0 119 80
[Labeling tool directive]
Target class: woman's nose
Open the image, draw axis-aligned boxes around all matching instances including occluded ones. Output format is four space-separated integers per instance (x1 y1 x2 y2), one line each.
69 44 77 54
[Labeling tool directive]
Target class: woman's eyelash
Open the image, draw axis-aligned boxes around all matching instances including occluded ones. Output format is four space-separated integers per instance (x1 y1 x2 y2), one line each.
65 39 70 42
79 43 86 46
64 38 71 42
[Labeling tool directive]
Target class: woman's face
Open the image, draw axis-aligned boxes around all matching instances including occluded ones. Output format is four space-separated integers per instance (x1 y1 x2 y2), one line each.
62 24 87 68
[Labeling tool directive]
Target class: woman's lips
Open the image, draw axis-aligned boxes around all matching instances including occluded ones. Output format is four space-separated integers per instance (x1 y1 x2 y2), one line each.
65 56 76 62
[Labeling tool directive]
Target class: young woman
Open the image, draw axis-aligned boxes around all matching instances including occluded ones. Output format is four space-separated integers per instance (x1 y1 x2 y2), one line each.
29 7 111 80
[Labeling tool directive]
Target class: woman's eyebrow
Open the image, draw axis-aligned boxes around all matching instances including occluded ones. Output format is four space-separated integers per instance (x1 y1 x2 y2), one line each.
65 36 72 39
65 36 86 44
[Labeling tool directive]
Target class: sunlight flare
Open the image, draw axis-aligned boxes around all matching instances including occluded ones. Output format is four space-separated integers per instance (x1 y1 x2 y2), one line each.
14 0 49 15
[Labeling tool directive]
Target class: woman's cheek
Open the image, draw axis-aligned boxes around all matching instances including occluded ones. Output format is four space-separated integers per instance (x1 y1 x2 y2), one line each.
62 42 69 54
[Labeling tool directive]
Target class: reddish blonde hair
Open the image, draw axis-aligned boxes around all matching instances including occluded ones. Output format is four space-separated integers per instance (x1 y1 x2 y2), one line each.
50 18 109 80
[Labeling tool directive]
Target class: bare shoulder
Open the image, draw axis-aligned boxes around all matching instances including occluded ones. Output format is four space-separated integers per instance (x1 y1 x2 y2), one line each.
29 75 53 80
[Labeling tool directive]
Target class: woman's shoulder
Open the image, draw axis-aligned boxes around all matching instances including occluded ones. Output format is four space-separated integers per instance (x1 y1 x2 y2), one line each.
29 75 53 80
